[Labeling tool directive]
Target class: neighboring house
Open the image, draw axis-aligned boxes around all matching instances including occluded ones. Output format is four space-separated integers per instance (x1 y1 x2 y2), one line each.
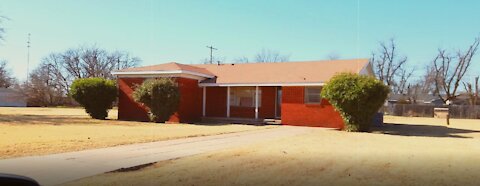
0 88 27 107
387 94 444 106
388 93 480 106
452 93 480 105
112 59 373 129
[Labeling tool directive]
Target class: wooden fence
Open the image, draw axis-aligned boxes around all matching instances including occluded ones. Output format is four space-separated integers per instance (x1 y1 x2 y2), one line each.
383 104 480 119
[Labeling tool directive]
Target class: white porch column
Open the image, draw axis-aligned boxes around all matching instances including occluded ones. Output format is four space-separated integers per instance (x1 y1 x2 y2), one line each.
226 86 231 118
202 87 206 117
255 86 259 119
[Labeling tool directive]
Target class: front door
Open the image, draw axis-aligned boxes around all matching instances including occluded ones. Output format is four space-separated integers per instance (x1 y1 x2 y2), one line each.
276 87 282 118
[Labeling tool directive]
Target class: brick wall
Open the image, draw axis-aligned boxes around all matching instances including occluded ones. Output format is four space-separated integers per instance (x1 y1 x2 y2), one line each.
117 78 150 121
281 86 344 129
117 77 203 123
118 81 344 128
170 78 203 123
205 87 227 117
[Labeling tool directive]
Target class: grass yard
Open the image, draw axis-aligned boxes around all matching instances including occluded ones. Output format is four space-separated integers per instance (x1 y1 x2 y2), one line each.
0 107 274 159
66 116 480 186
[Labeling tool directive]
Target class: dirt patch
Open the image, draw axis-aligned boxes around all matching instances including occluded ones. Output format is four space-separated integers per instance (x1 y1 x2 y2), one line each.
109 162 157 173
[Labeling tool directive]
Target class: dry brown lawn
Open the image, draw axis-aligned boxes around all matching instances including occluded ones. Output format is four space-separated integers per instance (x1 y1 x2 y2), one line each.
0 107 273 159
66 116 480 186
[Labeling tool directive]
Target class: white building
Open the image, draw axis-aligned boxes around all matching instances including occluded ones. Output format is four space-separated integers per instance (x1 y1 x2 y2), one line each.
0 88 27 107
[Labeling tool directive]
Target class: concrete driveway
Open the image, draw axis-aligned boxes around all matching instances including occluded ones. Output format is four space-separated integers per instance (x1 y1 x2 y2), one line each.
0 126 311 185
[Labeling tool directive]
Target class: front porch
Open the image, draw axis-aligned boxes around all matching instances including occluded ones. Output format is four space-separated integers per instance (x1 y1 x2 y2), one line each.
201 86 281 121
201 117 282 125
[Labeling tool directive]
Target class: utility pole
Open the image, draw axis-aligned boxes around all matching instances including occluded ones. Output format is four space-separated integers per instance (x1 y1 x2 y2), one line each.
206 45 217 64
26 33 31 82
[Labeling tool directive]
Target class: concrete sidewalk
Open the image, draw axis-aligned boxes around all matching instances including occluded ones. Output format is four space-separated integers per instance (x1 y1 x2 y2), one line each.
0 126 311 185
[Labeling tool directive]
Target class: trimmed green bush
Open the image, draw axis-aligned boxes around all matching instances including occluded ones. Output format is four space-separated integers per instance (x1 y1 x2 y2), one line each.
132 78 180 123
70 78 117 120
321 73 389 132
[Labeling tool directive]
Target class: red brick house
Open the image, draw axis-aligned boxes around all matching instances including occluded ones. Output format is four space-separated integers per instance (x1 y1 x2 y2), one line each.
112 59 373 129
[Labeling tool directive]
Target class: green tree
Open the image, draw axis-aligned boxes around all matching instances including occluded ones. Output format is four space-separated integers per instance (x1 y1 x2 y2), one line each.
133 78 180 123
70 78 117 119
322 73 389 132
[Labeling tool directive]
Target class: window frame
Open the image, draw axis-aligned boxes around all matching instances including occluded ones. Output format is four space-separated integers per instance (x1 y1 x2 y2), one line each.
229 87 262 108
304 86 322 104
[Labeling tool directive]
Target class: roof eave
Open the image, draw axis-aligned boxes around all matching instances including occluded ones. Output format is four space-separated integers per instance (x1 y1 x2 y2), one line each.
112 70 215 78
198 82 325 87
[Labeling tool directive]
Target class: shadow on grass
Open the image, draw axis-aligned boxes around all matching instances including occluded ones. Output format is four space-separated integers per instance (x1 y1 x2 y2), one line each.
189 122 268 126
0 114 269 127
0 114 102 125
372 123 480 138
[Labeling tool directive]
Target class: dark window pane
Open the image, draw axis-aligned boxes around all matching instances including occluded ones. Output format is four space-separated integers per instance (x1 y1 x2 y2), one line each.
305 87 322 104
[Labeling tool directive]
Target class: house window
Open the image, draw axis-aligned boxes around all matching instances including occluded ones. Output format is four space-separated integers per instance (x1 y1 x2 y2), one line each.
305 87 322 104
230 87 261 107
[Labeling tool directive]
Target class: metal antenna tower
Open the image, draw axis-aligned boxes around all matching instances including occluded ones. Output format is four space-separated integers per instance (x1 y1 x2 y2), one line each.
206 45 217 64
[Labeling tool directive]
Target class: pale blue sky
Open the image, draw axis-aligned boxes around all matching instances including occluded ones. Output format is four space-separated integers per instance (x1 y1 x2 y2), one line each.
0 0 479 82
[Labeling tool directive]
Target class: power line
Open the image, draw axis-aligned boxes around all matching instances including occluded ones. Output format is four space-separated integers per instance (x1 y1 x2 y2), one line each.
206 45 217 64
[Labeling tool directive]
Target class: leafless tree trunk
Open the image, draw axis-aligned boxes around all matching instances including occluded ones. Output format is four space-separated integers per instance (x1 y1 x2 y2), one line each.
406 84 420 103
463 76 479 105
432 37 479 103
370 38 412 94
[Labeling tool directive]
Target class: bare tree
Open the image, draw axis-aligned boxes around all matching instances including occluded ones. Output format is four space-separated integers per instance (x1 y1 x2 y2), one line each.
57 46 140 79
202 56 225 65
406 83 420 103
432 37 479 103
463 76 479 105
24 62 66 106
254 48 289 62
234 49 289 63
41 54 72 94
0 16 15 87
60 46 140 79
394 68 413 94
0 15 8 41
234 56 250 63
110 51 141 70
370 38 412 94
419 65 438 94
24 46 141 106
0 60 16 88
326 52 340 60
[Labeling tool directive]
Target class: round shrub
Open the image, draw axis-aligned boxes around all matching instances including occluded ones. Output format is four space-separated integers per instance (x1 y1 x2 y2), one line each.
132 78 180 123
321 73 389 132
70 78 117 120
